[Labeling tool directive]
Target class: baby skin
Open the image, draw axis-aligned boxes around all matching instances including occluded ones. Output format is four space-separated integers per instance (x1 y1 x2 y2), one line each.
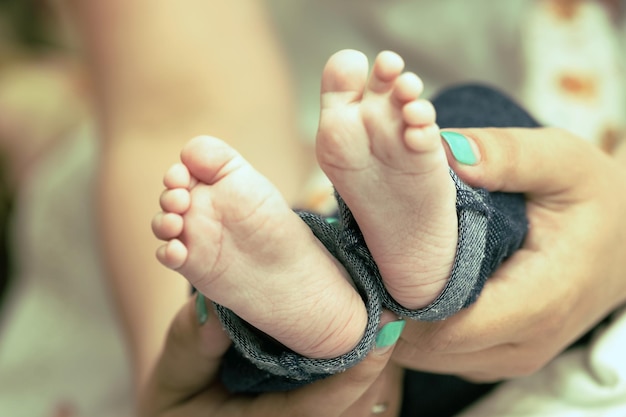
152 50 458 359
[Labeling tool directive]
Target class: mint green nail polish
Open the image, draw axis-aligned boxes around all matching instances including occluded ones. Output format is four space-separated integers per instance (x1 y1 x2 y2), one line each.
375 320 406 350
195 293 209 325
325 217 340 228
441 131 478 165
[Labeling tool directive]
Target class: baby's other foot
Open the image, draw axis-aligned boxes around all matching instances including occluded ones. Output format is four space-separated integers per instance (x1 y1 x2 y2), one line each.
316 50 457 309
152 136 367 359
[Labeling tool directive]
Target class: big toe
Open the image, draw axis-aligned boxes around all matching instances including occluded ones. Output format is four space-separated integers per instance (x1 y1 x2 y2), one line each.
180 135 245 185
320 49 369 108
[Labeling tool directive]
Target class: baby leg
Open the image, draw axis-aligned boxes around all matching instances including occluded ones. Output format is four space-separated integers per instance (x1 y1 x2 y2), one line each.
316 50 458 309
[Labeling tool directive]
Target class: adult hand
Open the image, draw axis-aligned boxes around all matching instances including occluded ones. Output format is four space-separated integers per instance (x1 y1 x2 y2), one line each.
139 295 404 417
393 127 626 382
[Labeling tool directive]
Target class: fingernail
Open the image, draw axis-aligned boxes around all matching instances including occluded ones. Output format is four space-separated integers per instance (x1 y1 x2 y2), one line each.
441 131 479 165
375 320 406 352
195 293 209 325
325 217 340 228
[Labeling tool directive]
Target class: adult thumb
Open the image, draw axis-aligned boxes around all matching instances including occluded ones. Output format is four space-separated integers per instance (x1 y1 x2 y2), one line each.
277 311 405 417
442 127 605 197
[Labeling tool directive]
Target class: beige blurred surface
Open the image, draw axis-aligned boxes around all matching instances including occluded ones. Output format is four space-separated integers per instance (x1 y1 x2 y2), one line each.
1 1 626 416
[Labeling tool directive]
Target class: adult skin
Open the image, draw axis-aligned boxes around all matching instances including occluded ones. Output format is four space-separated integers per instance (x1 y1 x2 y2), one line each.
139 296 405 417
140 127 626 415
394 127 626 382
61 0 313 387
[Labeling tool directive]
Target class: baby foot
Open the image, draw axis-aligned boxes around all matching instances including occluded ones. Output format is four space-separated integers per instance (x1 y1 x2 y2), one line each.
152 136 367 359
316 50 457 309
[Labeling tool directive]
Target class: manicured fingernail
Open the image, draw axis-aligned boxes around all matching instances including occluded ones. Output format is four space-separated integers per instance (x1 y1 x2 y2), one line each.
441 131 478 165
375 320 406 352
195 293 209 325
325 217 340 228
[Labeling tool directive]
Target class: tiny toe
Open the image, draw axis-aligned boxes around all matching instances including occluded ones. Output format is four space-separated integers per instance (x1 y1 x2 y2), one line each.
151 212 166 239
160 188 191 213
405 124 442 153
181 135 243 185
403 99 437 126
368 50 404 93
163 163 191 189
393 72 424 103
156 239 188 270
152 212 184 240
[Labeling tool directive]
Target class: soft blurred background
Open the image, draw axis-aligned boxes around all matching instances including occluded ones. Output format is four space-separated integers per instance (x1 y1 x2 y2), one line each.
0 2 133 417
0 1 625 416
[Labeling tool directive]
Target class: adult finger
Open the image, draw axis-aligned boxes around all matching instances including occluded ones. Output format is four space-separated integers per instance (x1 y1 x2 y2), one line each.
443 127 606 198
390 250 541 358
388 126 626 382
393 236 601 375
392 179 622 380
251 312 406 417
343 359 404 417
139 294 232 417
